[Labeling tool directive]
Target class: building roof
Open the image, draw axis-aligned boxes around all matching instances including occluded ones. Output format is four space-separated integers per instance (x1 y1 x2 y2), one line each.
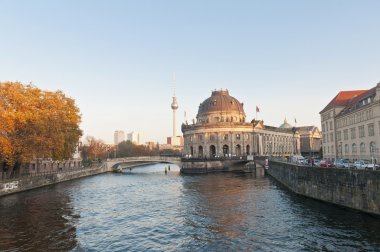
197 89 245 116
252 119 296 134
337 87 376 117
296 126 321 136
279 118 292 129
320 90 368 114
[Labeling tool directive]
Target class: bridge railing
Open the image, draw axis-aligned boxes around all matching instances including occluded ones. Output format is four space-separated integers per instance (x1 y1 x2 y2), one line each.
107 156 181 163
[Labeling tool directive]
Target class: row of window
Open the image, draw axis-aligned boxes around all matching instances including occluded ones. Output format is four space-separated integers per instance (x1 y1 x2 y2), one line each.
324 142 377 155
322 111 333 122
324 123 378 143
322 121 334 132
336 108 374 129
198 115 245 124
188 132 294 145
188 133 250 142
335 123 376 142
264 144 293 153
263 134 293 142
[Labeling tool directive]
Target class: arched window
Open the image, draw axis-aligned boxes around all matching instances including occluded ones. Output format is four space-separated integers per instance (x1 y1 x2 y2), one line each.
352 143 357 154
360 143 366 153
209 145 216 158
235 144 242 156
198 146 203 158
345 144 349 154
223 145 229 156
245 134 249 140
370 141 377 153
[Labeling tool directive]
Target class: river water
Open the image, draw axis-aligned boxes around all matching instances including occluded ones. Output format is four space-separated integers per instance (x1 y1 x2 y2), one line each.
0 163 379 251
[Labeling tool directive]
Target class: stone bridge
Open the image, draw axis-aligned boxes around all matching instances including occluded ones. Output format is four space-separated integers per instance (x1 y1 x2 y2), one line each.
105 156 182 171
105 156 262 174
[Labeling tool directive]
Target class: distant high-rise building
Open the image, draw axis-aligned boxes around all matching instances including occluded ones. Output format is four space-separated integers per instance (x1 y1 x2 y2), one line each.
114 130 125 145
127 131 141 145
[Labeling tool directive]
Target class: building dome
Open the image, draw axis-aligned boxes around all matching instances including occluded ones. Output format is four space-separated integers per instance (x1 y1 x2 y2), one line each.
279 118 292 129
196 90 246 124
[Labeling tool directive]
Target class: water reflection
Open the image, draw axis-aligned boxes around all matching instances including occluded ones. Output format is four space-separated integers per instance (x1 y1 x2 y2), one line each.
0 186 78 251
0 164 379 251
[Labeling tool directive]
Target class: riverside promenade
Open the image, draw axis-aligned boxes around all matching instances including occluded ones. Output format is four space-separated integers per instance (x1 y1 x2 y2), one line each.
0 163 110 197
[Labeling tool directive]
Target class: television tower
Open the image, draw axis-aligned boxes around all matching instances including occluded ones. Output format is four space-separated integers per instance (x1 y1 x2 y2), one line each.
171 75 178 143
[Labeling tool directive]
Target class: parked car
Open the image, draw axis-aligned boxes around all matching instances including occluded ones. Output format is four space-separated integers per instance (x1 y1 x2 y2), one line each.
365 162 379 170
342 159 354 168
334 159 345 168
354 160 369 169
313 159 320 167
290 155 306 165
334 159 353 168
319 160 334 168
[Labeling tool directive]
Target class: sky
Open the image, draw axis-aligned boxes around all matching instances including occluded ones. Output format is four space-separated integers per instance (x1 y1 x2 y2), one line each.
1 0 380 144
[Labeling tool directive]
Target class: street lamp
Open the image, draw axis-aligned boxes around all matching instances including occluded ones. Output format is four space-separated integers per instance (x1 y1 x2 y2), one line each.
292 127 297 155
370 143 377 165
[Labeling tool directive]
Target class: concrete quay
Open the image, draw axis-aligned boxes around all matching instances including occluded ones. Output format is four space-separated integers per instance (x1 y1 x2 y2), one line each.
180 158 264 174
266 160 380 216
0 164 111 197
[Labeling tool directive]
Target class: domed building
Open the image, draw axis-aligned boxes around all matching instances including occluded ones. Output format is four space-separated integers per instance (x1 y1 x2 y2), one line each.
279 118 293 129
182 89 301 158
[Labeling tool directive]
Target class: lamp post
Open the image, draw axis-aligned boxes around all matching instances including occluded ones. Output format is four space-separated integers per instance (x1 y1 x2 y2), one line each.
292 127 297 155
370 143 377 165
230 131 233 159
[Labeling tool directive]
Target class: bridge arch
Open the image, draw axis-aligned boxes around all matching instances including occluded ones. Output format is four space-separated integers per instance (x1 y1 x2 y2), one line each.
106 156 182 171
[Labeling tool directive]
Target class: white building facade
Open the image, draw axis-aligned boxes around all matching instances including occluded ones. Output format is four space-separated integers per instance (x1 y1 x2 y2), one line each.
182 90 300 158
127 131 141 145
320 82 380 162
114 130 125 145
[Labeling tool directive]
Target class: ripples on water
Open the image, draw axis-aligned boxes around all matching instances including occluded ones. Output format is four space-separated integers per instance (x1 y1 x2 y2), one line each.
0 163 379 251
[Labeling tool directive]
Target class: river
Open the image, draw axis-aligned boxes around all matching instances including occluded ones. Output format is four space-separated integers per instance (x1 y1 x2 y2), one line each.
0 163 379 251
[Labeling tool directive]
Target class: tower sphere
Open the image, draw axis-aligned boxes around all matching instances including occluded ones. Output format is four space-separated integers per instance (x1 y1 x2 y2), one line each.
171 96 178 110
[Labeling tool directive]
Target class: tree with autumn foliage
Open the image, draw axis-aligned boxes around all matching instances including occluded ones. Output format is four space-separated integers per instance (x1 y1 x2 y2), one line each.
81 136 110 161
0 82 82 177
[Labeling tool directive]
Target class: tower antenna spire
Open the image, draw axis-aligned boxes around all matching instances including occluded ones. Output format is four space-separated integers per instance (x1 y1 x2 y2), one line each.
173 72 176 96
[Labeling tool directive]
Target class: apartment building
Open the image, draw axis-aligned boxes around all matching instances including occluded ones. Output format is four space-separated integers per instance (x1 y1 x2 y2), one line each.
320 82 380 162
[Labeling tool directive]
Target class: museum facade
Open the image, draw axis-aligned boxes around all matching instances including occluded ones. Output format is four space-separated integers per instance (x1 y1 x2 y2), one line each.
181 90 301 158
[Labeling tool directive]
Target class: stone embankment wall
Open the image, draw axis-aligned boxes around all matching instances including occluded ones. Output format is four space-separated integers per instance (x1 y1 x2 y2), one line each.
181 160 253 174
0 164 111 197
268 161 380 215
181 160 224 174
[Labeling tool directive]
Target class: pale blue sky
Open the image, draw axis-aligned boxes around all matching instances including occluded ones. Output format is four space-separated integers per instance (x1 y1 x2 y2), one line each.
1 0 380 143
